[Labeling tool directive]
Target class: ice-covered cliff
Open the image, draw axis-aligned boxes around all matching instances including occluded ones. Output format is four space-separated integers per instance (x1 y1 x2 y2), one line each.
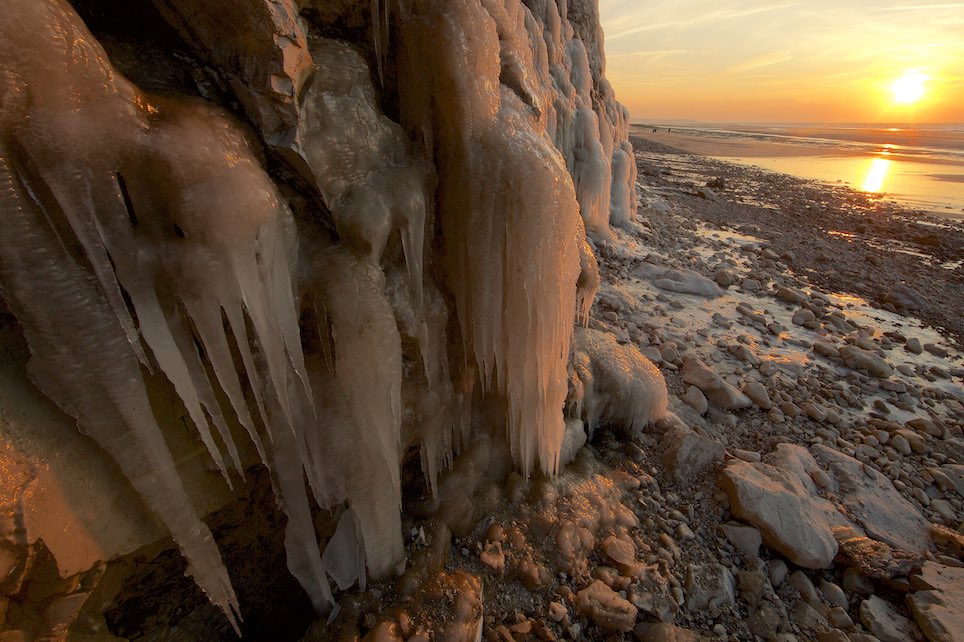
0 0 653 635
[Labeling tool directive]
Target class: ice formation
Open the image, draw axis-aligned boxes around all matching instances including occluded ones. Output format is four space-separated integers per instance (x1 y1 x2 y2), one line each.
0 0 645 628
571 329 669 438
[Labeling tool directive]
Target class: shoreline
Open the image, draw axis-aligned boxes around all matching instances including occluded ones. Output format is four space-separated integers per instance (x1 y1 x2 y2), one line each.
629 134 964 349
631 126 964 219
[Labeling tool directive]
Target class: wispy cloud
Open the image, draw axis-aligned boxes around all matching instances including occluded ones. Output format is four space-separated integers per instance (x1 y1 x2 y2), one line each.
606 3 798 40
728 50 794 72
878 3 964 10
609 49 691 63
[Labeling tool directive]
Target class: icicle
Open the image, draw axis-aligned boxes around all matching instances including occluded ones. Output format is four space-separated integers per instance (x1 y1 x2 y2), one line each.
307 249 405 577
576 236 600 326
0 149 242 634
322 508 368 591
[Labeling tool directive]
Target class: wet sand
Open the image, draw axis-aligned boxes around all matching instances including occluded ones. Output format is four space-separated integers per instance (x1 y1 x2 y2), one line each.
634 128 833 158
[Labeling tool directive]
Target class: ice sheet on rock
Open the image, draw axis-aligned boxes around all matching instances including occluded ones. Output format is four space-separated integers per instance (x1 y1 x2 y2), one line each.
576 237 601 327
322 508 368 591
609 142 635 228
574 328 668 437
298 38 429 309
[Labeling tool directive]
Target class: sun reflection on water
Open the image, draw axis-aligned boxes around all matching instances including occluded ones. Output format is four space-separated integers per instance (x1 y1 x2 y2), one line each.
862 157 891 193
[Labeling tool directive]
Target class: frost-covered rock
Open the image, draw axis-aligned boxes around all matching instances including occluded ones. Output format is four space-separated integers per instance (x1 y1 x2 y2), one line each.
635 265 724 298
573 328 668 436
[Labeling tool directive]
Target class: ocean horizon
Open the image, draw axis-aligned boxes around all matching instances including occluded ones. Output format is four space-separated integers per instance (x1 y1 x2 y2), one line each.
631 122 964 217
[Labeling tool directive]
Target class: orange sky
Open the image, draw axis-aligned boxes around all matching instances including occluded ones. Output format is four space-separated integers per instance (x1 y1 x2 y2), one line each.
598 1 964 123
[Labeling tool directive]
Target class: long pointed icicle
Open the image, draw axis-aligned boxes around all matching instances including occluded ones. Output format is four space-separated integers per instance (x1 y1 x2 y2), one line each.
0 151 242 633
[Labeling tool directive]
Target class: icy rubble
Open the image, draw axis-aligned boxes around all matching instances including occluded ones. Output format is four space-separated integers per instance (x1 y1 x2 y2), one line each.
0 0 651 629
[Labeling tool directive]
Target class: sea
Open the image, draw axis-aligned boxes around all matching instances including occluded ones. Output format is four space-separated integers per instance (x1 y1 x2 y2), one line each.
635 122 964 219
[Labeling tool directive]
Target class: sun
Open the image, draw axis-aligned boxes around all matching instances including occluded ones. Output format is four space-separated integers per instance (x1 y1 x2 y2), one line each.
890 70 928 105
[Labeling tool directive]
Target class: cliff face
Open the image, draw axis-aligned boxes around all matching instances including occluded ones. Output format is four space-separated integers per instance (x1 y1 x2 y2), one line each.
0 0 644 636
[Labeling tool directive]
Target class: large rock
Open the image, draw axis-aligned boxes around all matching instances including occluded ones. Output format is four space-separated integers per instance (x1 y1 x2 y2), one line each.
634 265 723 298
860 595 923 642
684 563 735 612
719 444 843 568
681 358 751 411
839 345 894 379
811 445 929 556
633 622 698 641
661 430 725 482
577 580 638 633
720 444 930 570
908 563 964 642
653 269 724 298
884 284 929 311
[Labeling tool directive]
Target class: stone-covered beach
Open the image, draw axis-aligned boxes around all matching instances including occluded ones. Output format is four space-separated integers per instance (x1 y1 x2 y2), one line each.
313 130 964 641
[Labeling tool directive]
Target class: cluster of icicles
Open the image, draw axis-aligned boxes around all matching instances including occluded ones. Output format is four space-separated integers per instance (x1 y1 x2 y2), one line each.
0 0 645 630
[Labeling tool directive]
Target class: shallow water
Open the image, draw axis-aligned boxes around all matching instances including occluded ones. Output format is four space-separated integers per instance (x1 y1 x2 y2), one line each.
634 123 964 218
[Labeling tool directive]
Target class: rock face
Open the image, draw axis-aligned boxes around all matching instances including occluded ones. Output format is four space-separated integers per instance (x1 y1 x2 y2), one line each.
0 0 640 635
719 443 930 569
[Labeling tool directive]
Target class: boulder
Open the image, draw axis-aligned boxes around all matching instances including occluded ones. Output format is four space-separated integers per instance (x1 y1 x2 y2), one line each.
908 563 964 642
662 430 725 482
839 345 894 379
719 444 844 568
576 580 638 633
884 284 928 311
860 595 923 642
633 622 697 642
811 445 929 556
721 522 763 558
681 358 751 411
652 268 724 298
684 563 736 612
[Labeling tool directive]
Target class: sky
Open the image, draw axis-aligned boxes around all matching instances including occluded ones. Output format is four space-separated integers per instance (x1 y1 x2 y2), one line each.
597 0 964 123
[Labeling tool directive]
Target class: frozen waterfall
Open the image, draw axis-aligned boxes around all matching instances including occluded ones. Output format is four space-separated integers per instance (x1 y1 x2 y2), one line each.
0 0 654 630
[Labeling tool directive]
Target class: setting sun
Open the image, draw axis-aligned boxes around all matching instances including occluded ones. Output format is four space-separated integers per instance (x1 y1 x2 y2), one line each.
890 70 929 105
